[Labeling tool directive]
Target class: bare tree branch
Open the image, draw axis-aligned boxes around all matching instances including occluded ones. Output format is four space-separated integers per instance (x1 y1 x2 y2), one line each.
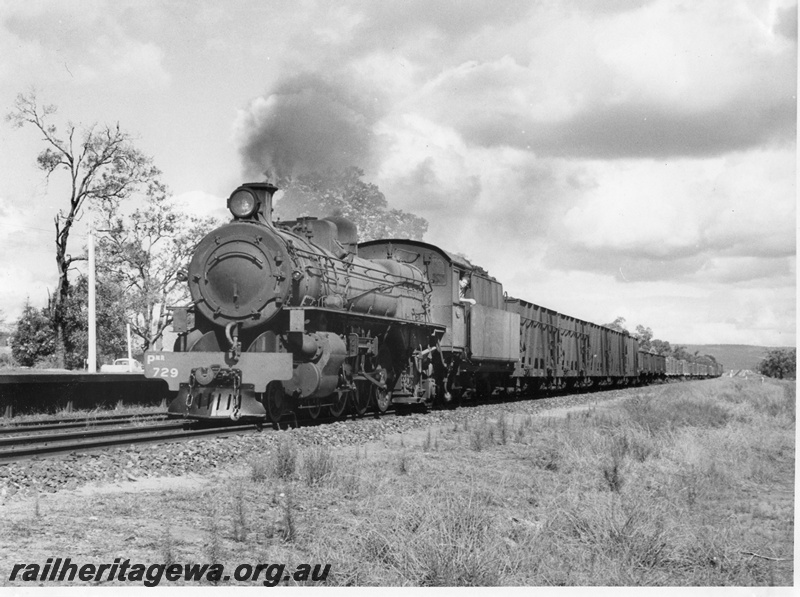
7 90 160 368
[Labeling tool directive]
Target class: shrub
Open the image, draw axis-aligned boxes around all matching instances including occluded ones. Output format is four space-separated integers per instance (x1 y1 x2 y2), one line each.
602 456 625 493
611 429 656 463
339 471 360 496
161 524 176 566
273 437 297 480
559 496 672 577
10 301 54 367
529 445 560 472
495 415 508 445
303 444 334 486
397 451 409 475
205 498 223 566
249 458 269 483
231 483 248 542
357 490 506 586
422 429 433 451
752 383 796 421
470 421 495 451
0 351 17 369
281 488 296 543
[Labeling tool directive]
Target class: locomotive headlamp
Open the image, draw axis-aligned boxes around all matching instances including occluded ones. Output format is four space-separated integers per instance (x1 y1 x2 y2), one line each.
228 189 258 218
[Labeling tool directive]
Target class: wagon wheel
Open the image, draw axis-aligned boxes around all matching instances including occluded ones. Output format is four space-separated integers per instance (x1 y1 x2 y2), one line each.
307 396 322 420
327 388 349 419
265 381 285 427
353 380 371 417
371 367 391 415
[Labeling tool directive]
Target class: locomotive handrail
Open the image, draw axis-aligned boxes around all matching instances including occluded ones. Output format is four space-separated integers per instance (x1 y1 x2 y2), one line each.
292 247 428 289
345 280 409 306
209 251 263 267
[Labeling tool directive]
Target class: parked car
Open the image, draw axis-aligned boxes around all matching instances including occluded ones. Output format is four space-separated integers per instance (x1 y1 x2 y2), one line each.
100 358 144 373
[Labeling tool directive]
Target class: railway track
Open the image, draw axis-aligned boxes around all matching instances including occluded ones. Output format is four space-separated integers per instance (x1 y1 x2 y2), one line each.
0 402 402 464
0 379 692 465
0 421 261 464
0 412 167 435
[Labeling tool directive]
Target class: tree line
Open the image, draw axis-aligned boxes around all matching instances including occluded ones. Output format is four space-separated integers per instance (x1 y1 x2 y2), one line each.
758 348 795 380
3 91 428 370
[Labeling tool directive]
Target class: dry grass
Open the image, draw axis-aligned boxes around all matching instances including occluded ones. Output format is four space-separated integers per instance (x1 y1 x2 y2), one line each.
302 445 334 486
0 404 166 426
272 435 297 480
0 378 793 587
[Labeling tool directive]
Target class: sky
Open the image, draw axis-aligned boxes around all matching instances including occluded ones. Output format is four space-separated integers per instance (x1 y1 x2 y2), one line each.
0 0 795 347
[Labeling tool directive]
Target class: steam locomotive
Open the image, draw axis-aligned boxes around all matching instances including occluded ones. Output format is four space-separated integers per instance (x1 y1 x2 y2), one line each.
144 182 722 425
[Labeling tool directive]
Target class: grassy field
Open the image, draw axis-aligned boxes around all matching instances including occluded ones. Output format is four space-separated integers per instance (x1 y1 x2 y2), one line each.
1 377 794 587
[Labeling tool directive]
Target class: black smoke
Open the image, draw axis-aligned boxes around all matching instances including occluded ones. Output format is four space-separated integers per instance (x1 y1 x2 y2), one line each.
237 73 381 181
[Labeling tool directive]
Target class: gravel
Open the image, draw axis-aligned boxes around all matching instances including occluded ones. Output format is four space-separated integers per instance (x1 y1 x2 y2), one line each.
0 385 642 501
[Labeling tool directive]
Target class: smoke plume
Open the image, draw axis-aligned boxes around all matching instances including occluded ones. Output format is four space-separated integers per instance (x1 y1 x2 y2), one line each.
236 73 381 181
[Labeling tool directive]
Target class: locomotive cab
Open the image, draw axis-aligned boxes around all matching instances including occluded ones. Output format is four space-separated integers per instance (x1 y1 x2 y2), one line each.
358 239 521 402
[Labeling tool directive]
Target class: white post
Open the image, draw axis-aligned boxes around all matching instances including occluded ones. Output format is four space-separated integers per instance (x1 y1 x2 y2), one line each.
127 323 132 372
88 229 96 373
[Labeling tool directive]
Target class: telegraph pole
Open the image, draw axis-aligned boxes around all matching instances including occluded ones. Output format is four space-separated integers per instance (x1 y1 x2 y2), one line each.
88 229 96 372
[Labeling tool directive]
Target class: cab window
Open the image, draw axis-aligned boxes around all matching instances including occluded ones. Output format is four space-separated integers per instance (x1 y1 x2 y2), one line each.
427 256 446 285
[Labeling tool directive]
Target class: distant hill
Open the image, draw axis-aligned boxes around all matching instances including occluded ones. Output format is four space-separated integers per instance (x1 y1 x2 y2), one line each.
680 344 794 372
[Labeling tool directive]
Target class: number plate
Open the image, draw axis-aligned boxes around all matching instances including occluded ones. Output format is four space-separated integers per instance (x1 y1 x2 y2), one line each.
143 351 292 391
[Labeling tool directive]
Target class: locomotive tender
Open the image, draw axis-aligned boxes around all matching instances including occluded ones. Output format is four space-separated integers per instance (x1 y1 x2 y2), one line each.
144 182 722 424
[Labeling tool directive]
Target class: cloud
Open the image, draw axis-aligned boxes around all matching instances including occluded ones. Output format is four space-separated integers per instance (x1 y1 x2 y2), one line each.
694 256 795 285
0 3 170 87
226 1 794 348
774 3 798 39
373 112 599 259
0 195 58 319
546 148 795 279
454 97 795 158
408 2 797 158
347 1 533 53
172 189 228 219
2 0 790 346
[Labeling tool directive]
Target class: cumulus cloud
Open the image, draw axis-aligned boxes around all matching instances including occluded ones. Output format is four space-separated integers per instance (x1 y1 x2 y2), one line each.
409 3 796 159
548 148 796 282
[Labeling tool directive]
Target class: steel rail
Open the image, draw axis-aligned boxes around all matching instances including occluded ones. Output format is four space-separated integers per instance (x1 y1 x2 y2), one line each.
0 414 168 435
0 421 188 448
0 412 166 428
0 423 260 464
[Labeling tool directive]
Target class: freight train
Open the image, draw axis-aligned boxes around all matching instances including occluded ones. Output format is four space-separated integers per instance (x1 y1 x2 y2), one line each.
144 182 722 424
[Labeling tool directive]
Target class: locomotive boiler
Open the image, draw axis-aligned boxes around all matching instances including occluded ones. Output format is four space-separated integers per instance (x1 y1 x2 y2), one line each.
145 183 444 424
